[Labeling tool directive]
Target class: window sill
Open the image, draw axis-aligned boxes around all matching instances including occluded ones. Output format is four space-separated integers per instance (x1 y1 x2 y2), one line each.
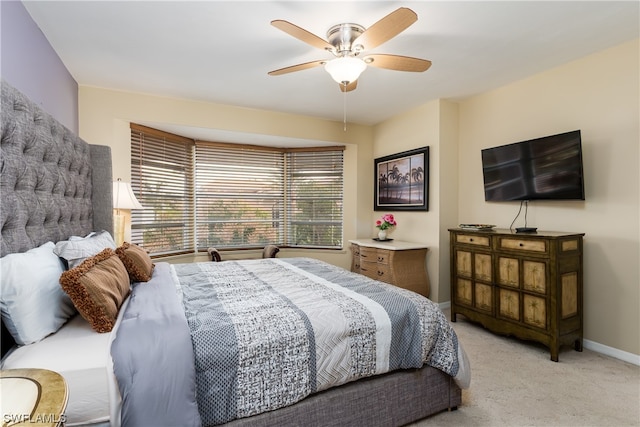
151 247 348 264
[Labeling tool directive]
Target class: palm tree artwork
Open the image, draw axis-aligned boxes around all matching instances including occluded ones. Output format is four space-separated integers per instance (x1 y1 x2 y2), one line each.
376 151 426 207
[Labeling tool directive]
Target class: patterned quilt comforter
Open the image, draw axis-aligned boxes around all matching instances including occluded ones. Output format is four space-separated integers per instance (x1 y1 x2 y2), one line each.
173 257 470 426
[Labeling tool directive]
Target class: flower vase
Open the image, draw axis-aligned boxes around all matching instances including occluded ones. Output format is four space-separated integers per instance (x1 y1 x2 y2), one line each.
377 230 387 241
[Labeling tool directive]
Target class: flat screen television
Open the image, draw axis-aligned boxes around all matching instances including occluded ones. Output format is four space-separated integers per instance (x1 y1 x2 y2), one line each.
481 130 585 201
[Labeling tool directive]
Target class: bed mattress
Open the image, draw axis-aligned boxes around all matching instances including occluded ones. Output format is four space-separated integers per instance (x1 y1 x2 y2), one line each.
1 307 125 426
111 259 470 426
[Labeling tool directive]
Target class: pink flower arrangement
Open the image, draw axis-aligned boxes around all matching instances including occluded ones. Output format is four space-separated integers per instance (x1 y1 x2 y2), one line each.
375 213 397 231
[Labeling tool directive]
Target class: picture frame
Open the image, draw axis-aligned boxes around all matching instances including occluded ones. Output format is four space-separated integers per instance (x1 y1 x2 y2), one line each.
374 146 429 211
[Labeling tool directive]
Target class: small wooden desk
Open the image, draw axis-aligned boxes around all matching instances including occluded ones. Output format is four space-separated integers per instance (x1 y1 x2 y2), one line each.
1 369 68 427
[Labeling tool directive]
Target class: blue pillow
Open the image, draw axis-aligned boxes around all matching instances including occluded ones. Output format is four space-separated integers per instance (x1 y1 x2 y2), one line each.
54 230 116 269
0 242 76 345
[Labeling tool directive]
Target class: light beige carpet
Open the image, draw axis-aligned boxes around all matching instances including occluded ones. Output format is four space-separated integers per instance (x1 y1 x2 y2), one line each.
412 309 640 427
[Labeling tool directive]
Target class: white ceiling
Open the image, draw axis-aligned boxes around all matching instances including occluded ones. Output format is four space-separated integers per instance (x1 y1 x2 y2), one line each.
23 1 639 142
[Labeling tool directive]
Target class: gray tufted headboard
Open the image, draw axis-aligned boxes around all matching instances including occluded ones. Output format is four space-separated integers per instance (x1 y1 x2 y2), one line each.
0 80 113 354
0 80 113 256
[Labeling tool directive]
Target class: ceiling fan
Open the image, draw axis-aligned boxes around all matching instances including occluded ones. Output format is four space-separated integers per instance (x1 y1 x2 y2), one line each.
268 7 432 92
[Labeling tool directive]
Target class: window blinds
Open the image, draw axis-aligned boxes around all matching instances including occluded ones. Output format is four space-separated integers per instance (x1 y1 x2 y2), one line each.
131 124 344 254
286 150 344 248
194 144 344 250
130 125 195 256
195 142 285 249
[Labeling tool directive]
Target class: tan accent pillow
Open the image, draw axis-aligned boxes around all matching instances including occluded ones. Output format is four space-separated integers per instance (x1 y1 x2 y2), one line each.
116 242 154 282
59 248 131 333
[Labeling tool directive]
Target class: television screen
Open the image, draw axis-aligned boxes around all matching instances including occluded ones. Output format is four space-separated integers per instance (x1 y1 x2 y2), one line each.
481 130 585 201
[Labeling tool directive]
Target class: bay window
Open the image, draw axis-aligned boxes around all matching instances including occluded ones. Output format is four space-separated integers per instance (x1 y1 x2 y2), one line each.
130 124 344 256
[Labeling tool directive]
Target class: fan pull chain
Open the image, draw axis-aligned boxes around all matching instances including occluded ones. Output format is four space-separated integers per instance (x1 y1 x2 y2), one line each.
343 82 347 131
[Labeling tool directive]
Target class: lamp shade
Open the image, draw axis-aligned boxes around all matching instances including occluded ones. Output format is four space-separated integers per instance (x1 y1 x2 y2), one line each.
113 179 143 210
324 57 367 84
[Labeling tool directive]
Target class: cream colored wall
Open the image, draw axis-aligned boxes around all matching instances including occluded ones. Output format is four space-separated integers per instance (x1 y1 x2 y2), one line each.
457 39 639 356
78 87 374 270
437 100 460 302
372 100 443 301
78 38 639 358
371 99 460 303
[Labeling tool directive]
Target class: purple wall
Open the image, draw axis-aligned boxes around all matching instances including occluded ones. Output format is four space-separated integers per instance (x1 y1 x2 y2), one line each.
1 1 78 132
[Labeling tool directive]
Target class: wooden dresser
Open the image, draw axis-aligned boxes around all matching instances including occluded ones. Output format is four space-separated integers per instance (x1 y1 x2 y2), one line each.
449 228 584 361
349 239 430 297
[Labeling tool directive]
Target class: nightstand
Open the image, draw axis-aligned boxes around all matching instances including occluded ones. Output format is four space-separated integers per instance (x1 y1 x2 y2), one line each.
1 369 68 427
349 239 430 297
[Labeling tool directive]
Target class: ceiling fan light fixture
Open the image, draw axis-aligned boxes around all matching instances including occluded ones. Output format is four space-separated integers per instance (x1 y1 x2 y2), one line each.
324 57 366 84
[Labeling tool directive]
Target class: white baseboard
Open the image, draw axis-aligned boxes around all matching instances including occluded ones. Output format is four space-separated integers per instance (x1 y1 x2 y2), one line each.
439 301 639 366
438 301 451 310
583 339 640 366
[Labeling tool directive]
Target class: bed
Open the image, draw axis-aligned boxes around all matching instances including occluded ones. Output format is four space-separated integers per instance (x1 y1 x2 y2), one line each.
0 80 470 427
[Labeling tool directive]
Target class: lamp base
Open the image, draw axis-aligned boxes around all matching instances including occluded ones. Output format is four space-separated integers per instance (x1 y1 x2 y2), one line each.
114 214 125 246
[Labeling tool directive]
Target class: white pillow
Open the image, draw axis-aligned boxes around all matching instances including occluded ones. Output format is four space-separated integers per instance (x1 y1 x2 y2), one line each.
0 241 76 345
54 230 116 268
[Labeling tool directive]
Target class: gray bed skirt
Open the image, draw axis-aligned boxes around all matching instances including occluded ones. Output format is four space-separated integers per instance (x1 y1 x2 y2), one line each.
224 365 460 427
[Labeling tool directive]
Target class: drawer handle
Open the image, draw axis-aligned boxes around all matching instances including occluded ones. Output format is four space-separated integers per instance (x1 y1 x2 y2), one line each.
377 256 384 262
519 243 524 247
469 238 474 242
377 271 384 276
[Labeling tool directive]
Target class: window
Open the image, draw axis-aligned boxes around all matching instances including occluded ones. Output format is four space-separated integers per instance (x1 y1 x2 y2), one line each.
195 142 284 249
130 124 194 255
286 150 344 248
130 125 344 256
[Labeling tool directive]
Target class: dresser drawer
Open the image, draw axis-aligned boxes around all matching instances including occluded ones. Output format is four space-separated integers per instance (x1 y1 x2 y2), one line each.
360 260 391 282
361 262 392 283
350 244 361 273
351 244 361 257
499 237 547 253
359 247 378 261
376 264 392 283
359 260 378 279
374 249 390 265
456 234 490 247
359 248 390 267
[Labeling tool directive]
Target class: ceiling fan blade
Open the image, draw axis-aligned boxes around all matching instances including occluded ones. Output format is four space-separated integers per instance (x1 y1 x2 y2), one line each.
339 81 358 92
271 20 333 51
268 60 326 76
354 7 418 50
363 54 432 72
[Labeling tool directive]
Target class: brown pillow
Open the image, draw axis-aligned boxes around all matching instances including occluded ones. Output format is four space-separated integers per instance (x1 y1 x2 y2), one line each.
59 248 131 333
116 242 154 282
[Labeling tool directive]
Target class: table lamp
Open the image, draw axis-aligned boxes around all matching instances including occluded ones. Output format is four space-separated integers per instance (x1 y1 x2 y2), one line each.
113 178 144 246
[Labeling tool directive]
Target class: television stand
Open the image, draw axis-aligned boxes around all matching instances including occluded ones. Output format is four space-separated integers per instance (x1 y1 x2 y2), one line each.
449 228 584 361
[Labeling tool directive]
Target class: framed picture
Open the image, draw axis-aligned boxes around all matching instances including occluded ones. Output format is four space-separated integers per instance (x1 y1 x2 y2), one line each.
374 146 429 211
